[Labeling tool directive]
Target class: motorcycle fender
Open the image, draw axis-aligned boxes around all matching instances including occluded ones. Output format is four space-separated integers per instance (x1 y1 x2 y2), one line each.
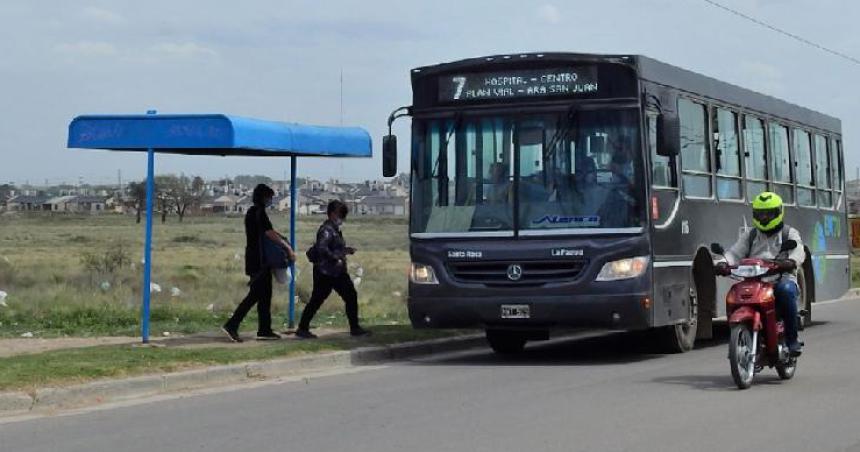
729 306 762 331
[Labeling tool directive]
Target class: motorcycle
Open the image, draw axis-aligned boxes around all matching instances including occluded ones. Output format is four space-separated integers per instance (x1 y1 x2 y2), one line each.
710 240 800 390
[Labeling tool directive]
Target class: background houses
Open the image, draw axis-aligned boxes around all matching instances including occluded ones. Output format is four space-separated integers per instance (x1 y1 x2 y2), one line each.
0 173 413 217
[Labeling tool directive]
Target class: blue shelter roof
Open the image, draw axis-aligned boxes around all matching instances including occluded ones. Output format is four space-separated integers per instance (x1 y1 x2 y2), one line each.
68 114 372 157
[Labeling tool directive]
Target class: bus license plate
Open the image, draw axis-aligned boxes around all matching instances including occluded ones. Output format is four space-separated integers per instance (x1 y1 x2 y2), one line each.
501 304 530 319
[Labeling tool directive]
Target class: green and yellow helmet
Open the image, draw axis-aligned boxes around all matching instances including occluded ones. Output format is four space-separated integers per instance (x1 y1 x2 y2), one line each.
751 191 784 232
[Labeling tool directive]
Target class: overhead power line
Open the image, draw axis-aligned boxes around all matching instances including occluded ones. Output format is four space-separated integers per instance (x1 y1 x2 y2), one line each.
701 0 860 66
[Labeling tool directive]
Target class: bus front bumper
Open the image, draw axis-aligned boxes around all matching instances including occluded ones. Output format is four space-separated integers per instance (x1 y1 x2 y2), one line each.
408 293 652 330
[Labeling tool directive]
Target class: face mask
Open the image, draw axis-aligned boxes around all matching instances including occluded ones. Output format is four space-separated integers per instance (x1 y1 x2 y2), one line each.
334 218 343 226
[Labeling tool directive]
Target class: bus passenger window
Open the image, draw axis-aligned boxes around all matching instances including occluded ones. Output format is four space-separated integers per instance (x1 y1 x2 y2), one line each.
679 98 712 197
714 108 742 200
815 134 832 208
743 115 768 200
648 112 674 188
831 138 843 194
793 129 815 207
769 122 794 204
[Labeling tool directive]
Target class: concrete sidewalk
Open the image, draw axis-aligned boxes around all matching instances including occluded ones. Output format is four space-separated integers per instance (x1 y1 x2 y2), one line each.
0 327 356 359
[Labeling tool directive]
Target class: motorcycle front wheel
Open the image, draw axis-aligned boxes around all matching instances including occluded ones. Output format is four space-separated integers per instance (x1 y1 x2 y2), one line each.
729 323 756 389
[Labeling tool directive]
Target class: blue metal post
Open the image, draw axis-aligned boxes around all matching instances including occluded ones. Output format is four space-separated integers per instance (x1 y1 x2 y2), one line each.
141 147 155 343
288 156 298 328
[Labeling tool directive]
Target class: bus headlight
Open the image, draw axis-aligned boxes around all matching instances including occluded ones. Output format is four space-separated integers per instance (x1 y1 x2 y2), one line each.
410 263 439 284
596 256 649 281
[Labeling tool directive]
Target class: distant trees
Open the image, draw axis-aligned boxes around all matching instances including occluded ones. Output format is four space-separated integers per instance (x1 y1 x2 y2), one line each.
128 181 147 224
234 175 272 189
130 174 204 223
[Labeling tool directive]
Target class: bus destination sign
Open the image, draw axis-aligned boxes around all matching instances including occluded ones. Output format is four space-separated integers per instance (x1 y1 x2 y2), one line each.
438 67 599 102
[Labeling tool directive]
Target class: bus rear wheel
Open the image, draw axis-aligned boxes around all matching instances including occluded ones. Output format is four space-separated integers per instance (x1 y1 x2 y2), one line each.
486 330 527 355
796 266 812 330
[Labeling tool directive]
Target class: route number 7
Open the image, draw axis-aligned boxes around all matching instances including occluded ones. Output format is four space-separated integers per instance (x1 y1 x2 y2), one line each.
452 76 466 100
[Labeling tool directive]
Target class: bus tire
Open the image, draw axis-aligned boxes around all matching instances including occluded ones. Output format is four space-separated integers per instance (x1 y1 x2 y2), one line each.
486 330 527 355
658 284 698 353
796 266 812 330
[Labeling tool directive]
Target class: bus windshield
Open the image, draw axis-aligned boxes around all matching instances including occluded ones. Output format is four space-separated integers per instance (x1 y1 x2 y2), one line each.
411 108 645 235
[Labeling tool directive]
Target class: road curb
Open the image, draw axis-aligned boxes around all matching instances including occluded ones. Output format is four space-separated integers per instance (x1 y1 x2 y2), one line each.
0 333 486 417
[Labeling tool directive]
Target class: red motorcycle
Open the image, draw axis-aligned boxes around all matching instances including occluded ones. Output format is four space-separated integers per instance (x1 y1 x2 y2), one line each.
710 240 799 389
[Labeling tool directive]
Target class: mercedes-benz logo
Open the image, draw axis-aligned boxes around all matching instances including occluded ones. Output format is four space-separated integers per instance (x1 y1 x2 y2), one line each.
506 264 523 281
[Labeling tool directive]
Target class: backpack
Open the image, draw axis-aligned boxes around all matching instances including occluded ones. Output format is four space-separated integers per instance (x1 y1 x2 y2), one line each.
746 225 791 256
306 244 320 263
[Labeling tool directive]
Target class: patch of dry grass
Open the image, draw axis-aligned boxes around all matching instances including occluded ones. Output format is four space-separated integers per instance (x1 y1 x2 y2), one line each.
0 213 410 337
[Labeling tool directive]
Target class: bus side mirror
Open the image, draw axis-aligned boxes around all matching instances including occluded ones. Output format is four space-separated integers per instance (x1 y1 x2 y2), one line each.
656 114 680 157
382 135 398 177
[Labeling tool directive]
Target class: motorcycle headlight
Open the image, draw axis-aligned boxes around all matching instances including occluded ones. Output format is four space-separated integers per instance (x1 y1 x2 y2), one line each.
410 263 439 284
731 265 768 278
596 256 649 281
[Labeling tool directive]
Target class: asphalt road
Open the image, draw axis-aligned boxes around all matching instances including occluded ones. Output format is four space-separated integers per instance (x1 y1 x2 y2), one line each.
3 298 860 452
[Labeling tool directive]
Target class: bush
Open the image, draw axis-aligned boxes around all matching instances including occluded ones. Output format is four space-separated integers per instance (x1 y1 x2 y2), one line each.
80 242 130 275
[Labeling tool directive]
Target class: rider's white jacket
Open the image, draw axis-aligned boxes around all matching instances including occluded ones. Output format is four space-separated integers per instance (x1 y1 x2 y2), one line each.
725 226 805 284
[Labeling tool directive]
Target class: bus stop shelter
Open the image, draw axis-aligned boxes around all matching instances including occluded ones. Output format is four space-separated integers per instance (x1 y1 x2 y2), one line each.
67 112 372 343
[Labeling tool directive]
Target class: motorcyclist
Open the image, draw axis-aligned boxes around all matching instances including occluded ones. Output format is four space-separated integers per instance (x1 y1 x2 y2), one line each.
716 191 805 356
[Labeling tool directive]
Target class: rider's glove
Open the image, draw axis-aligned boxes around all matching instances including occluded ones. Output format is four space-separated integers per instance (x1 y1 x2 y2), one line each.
714 262 731 276
774 259 797 272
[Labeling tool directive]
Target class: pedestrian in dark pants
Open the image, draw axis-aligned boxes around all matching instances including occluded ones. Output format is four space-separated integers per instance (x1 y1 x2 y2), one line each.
222 184 295 343
296 200 370 339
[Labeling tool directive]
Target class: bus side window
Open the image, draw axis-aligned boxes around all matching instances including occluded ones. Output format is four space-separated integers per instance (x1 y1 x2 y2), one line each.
793 128 815 207
648 112 675 188
768 122 794 204
678 98 712 197
713 107 742 200
743 115 768 200
831 137 844 195
814 134 833 208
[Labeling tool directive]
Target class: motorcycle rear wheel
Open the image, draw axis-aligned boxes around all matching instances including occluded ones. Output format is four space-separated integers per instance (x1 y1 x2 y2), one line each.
729 323 756 389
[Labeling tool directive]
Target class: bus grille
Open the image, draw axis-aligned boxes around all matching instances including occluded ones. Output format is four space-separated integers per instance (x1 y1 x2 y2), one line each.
447 260 587 285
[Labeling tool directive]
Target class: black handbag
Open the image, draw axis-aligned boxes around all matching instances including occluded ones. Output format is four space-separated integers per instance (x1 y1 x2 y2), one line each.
257 208 289 270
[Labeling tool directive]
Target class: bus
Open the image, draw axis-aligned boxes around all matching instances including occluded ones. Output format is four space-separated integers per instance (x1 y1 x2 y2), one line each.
381 53 850 353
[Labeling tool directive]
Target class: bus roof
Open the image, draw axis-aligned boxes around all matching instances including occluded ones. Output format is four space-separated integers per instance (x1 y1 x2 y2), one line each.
412 52 841 134
636 55 841 134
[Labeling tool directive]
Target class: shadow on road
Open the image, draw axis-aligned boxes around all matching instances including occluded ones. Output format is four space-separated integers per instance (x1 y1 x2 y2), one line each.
417 330 668 367
651 319 828 391
418 319 828 372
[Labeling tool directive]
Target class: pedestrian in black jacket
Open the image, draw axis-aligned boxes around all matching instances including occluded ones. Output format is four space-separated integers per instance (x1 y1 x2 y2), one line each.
295 200 370 339
222 184 295 343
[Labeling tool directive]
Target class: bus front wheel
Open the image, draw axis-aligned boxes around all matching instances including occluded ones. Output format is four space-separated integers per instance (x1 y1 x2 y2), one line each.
658 285 698 353
486 330 527 355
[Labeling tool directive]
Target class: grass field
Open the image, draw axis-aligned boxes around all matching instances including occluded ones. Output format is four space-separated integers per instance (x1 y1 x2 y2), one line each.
0 212 411 338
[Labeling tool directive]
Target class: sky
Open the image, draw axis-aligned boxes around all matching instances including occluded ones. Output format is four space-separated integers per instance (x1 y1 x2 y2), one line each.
0 0 857 186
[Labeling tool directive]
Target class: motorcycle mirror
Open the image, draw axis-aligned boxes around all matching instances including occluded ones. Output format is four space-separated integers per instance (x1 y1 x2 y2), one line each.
780 239 797 252
710 243 725 255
